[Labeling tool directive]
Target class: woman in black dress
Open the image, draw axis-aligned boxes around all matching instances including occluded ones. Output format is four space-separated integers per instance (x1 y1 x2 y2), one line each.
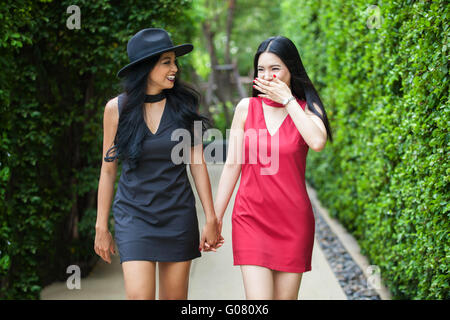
94 28 223 300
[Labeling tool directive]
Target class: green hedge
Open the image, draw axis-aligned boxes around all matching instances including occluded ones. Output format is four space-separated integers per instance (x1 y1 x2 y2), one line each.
0 0 195 299
281 0 449 299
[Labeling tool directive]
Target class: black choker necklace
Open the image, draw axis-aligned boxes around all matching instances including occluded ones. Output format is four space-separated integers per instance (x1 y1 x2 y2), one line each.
145 92 165 103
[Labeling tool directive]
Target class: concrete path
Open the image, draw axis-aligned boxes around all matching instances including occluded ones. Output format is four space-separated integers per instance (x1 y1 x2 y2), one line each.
41 164 347 300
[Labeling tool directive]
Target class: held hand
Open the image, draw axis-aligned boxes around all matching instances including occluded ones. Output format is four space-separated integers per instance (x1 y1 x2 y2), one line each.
253 75 293 105
94 228 116 264
214 219 225 250
199 217 224 252
200 218 218 252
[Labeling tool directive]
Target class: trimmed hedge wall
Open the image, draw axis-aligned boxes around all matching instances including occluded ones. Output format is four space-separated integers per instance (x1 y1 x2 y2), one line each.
281 0 449 299
0 0 195 299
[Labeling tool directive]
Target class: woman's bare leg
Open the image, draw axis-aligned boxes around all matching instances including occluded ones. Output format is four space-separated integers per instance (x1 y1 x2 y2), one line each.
122 261 156 300
158 260 192 300
240 265 274 300
273 270 303 300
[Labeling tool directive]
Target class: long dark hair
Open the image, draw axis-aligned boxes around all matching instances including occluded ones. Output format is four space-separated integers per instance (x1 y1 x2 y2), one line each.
252 36 333 142
105 54 210 169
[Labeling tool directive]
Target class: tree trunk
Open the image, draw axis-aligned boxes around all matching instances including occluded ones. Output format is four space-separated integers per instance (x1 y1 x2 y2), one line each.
224 0 236 65
202 21 231 127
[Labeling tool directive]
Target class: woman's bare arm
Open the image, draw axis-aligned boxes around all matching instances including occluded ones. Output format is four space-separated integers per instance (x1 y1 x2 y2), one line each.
189 143 216 223
189 141 220 251
95 97 119 263
214 98 249 223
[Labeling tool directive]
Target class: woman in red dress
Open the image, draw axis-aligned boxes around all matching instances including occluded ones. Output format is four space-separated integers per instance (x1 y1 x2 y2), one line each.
212 36 333 299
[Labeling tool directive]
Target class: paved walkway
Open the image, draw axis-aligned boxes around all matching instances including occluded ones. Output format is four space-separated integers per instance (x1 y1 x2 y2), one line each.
41 164 347 300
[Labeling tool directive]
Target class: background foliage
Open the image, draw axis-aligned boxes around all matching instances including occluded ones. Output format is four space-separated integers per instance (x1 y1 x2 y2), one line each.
0 0 195 299
0 0 448 300
281 0 449 299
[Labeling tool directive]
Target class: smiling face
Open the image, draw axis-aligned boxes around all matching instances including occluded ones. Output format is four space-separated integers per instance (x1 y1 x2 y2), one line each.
147 51 178 93
257 51 291 88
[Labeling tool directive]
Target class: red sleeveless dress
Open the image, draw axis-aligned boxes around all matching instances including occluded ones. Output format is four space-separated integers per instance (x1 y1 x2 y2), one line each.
231 96 315 273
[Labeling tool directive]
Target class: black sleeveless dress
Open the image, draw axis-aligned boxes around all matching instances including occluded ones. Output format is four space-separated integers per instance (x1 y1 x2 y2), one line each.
112 93 201 263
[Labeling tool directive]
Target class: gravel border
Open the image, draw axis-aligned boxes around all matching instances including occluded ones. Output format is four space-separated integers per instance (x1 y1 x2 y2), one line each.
312 204 381 300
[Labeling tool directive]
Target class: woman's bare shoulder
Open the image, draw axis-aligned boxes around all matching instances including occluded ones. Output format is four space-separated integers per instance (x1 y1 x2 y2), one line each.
234 97 251 126
105 96 119 111
104 96 119 124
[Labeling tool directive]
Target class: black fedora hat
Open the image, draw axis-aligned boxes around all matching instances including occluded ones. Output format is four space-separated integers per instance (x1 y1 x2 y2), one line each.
117 28 193 78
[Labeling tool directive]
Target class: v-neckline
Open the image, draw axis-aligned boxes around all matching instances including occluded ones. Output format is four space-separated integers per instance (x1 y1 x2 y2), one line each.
262 101 289 137
145 101 167 136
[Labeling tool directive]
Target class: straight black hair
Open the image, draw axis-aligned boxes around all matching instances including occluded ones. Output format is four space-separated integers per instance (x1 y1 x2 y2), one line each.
252 36 333 142
105 54 210 169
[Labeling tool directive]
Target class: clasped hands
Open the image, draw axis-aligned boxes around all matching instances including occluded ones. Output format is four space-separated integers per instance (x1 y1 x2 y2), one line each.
199 217 225 252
